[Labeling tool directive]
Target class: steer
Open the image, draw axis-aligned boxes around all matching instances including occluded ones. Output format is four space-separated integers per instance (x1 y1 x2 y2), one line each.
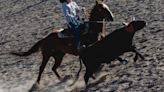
73 20 147 85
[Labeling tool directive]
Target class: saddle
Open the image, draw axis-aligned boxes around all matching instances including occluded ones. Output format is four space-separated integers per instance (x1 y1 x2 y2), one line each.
57 22 89 38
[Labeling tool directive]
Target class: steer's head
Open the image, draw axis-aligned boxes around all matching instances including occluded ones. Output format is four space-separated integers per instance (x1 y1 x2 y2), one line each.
125 20 147 33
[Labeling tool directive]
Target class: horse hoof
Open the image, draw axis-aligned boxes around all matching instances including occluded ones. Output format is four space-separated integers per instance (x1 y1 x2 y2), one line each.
36 80 40 84
91 75 96 80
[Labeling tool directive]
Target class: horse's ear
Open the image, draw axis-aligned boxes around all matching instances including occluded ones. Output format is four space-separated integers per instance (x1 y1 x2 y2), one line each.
102 0 104 2
96 0 98 4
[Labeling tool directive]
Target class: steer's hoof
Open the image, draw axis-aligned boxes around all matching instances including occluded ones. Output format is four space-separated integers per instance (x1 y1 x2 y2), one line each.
121 60 128 64
120 58 128 64
117 57 128 64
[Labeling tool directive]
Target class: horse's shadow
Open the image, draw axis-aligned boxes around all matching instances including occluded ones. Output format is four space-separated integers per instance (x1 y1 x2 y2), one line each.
29 82 40 92
28 64 121 92
29 75 72 92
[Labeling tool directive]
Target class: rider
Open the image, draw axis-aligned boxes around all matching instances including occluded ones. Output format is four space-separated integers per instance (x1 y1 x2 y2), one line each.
58 0 85 52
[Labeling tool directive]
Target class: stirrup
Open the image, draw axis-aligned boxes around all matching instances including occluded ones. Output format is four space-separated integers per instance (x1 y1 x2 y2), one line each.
77 42 86 52
77 45 86 53
77 45 86 49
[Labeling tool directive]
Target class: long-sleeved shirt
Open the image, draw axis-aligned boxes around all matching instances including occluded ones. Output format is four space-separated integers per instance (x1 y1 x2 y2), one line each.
60 1 81 24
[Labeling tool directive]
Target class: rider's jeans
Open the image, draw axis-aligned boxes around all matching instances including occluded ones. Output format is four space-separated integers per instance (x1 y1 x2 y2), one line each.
69 21 81 48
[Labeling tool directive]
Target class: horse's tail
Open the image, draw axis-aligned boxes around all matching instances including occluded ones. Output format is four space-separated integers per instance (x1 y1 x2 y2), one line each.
69 57 83 86
8 38 44 56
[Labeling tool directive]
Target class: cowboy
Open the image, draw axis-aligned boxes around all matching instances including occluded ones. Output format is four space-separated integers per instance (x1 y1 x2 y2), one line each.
58 0 85 52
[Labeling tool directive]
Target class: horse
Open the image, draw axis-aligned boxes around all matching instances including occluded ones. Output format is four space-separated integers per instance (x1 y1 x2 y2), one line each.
8 0 114 83
74 20 147 85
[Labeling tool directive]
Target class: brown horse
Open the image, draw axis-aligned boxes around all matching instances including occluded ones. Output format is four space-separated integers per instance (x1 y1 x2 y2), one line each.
8 0 114 83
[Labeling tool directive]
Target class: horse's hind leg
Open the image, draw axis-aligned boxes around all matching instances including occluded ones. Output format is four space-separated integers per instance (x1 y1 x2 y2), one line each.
52 50 66 79
36 54 50 83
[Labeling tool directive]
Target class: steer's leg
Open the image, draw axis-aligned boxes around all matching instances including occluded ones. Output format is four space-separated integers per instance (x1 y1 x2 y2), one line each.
134 50 144 61
134 53 138 62
136 51 144 60
84 68 90 84
130 46 145 62
84 62 101 84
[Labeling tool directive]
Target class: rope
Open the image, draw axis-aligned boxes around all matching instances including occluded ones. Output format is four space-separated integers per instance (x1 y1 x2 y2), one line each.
86 21 129 26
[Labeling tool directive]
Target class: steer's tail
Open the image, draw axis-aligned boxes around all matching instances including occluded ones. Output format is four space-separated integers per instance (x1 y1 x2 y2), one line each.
70 57 83 86
8 38 44 56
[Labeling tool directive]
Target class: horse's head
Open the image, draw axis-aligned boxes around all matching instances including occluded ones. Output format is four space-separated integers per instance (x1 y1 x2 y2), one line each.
125 20 147 33
90 0 114 21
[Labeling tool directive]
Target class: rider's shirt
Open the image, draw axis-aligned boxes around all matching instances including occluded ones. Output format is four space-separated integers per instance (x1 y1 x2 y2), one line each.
61 1 81 24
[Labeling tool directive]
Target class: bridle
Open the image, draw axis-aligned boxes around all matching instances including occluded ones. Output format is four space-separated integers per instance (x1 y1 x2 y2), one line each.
89 4 113 22
84 4 111 38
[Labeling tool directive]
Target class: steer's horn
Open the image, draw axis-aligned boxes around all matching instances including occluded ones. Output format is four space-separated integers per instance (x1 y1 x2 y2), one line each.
132 17 136 21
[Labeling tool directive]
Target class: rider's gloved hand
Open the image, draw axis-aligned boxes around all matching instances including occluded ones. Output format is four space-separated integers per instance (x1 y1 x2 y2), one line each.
81 7 85 12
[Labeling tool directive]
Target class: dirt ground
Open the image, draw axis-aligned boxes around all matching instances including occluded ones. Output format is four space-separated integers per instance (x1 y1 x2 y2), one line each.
0 0 164 92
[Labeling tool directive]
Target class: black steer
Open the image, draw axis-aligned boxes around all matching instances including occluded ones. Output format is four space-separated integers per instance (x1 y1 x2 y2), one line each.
74 20 147 85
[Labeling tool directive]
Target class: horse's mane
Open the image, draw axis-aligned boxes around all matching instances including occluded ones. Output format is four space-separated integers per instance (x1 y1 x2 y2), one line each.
86 9 91 19
86 4 97 20
86 1 103 20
